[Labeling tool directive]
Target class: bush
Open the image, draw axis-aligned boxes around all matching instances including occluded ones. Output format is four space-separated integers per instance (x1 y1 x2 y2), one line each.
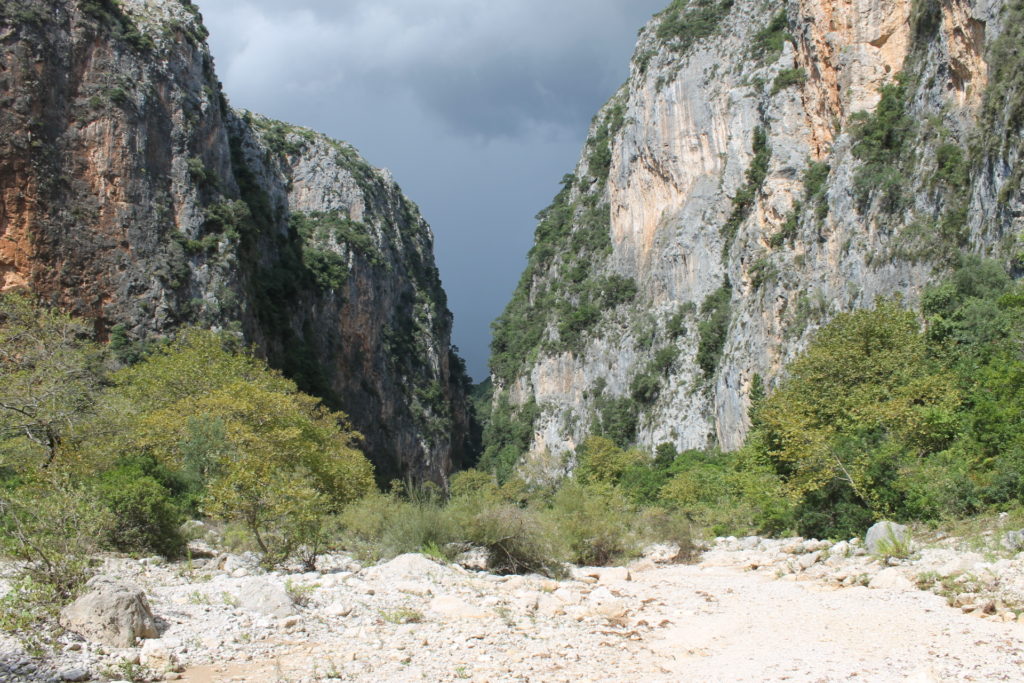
448 495 565 577
771 67 807 95
0 476 113 598
721 127 771 255
636 508 697 563
0 576 62 656
574 436 642 486
849 80 914 211
630 371 661 405
751 11 792 62
549 481 640 565
100 329 376 568
96 470 185 558
449 468 500 500
339 492 456 564
619 463 670 505
656 0 733 51
696 284 733 379
594 396 640 448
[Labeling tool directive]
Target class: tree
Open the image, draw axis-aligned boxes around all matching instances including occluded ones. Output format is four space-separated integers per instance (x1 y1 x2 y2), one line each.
99 329 376 566
574 436 642 486
748 300 959 510
0 293 104 469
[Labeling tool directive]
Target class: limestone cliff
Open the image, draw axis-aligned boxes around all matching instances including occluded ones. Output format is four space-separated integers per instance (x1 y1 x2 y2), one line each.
487 0 1022 477
0 0 474 484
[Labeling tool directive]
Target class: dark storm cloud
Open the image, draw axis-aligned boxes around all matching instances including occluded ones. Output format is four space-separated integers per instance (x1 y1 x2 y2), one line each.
196 0 668 378
203 0 660 136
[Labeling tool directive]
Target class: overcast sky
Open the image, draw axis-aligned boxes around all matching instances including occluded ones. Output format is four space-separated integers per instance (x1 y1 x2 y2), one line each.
197 0 667 381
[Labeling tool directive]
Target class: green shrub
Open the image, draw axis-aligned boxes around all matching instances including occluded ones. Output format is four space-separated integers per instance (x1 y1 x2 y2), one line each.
804 161 830 200
575 437 643 486
656 0 733 52
636 508 697 562
850 80 914 211
449 468 500 500
96 469 185 558
630 371 661 405
0 576 62 656
696 284 733 379
0 476 112 598
448 495 565 577
478 397 538 482
302 248 349 290
748 257 778 290
549 481 640 565
80 0 155 52
771 68 806 95
339 492 455 563
103 329 376 568
721 127 771 256
619 464 670 505
934 143 968 189
750 11 792 63
594 396 639 447
666 305 692 338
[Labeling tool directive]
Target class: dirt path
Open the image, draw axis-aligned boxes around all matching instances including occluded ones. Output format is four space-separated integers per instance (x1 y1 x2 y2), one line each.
635 562 1024 681
171 548 1024 682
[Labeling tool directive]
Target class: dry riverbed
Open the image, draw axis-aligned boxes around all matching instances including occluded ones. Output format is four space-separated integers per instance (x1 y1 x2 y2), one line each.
4 533 1024 682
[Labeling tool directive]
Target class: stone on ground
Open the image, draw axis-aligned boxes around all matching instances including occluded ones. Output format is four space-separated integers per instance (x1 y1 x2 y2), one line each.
237 578 296 618
429 595 489 619
868 567 915 591
865 521 911 555
59 576 158 648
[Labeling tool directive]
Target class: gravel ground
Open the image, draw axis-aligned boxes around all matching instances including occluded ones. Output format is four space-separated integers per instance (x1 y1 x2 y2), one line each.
4 534 1024 682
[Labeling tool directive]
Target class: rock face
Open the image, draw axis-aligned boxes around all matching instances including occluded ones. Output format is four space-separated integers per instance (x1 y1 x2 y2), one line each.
0 0 473 484
59 576 158 647
488 0 1022 473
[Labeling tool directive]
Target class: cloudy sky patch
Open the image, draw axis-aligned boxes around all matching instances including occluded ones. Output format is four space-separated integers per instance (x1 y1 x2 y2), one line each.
197 0 667 379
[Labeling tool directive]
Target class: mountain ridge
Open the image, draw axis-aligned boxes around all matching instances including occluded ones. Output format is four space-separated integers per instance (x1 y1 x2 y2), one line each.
0 0 474 484
485 0 1021 478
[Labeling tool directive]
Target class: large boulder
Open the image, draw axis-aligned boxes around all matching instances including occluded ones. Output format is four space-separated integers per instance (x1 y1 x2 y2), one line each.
1003 530 1024 551
865 521 911 555
868 567 915 591
236 578 296 618
59 576 158 647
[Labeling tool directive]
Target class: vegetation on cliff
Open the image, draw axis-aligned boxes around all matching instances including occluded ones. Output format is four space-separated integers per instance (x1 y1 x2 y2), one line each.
479 258 1024 541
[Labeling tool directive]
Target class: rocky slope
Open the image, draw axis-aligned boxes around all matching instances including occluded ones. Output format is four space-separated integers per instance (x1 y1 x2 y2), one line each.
488 0 1024 474
0 0 473 484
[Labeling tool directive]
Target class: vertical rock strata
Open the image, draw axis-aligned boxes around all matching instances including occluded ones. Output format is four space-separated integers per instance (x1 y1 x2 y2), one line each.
0 0 472 484
489 0 1021 474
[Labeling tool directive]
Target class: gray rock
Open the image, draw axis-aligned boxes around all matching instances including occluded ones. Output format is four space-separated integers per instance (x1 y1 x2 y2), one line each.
868 567 915 591
58 668 90 682
798 552 821 570
455 547 490 571
1002 530 1024 551
140 638 180 672
429 596 488 619
237 578 296 618
59 576 158 648
865 521 911 555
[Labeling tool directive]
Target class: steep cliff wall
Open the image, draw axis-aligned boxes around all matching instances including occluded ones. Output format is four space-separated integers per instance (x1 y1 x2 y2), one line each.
488 0 1022 477
0 0 473 484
